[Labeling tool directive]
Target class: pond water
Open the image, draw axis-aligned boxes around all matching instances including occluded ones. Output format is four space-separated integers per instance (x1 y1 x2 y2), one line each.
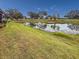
25 22 79 34
44 24 79 34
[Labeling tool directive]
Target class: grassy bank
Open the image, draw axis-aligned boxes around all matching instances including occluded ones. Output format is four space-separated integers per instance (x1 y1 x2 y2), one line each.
15 18 79 24
0 22 79 59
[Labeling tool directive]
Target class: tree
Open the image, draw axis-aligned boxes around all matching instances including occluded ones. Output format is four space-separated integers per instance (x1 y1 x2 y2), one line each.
0 9 3 23
28 11 48 19
38 11 48 19
64 10 79 19
5 9 23 20
53 12 60 20
28 11 39 19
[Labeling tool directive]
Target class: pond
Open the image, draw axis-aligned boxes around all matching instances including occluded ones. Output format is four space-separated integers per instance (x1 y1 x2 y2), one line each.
44 24 79 34
25 22 79 34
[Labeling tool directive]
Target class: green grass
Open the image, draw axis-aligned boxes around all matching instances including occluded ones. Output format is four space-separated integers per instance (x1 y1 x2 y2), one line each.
20 18 79 24
0 22 79 59
14 18 79 25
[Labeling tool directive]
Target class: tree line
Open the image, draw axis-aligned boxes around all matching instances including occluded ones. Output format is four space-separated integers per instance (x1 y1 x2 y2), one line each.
0 8 79 22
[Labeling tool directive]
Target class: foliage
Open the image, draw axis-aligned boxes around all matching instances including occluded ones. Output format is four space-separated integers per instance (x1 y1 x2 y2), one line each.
28 11 39 19
0 9 4 23
65 10 79 19
28 11 48 19
5 9 23 19
38 11 48 18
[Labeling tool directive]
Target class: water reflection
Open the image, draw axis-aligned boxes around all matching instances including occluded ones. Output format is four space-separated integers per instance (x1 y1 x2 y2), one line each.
25 22 79 34
45 24 71 32
45 24 79 34
68 24 79 31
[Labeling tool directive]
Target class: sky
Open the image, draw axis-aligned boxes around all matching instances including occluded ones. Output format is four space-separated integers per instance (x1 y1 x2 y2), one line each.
0 0 79 17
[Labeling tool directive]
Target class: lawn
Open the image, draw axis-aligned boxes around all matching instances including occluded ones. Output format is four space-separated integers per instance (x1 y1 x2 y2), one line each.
16 18 79 25
0 22 79 59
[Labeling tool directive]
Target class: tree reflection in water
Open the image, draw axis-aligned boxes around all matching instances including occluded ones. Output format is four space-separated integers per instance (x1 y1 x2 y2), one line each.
68 24 79 31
